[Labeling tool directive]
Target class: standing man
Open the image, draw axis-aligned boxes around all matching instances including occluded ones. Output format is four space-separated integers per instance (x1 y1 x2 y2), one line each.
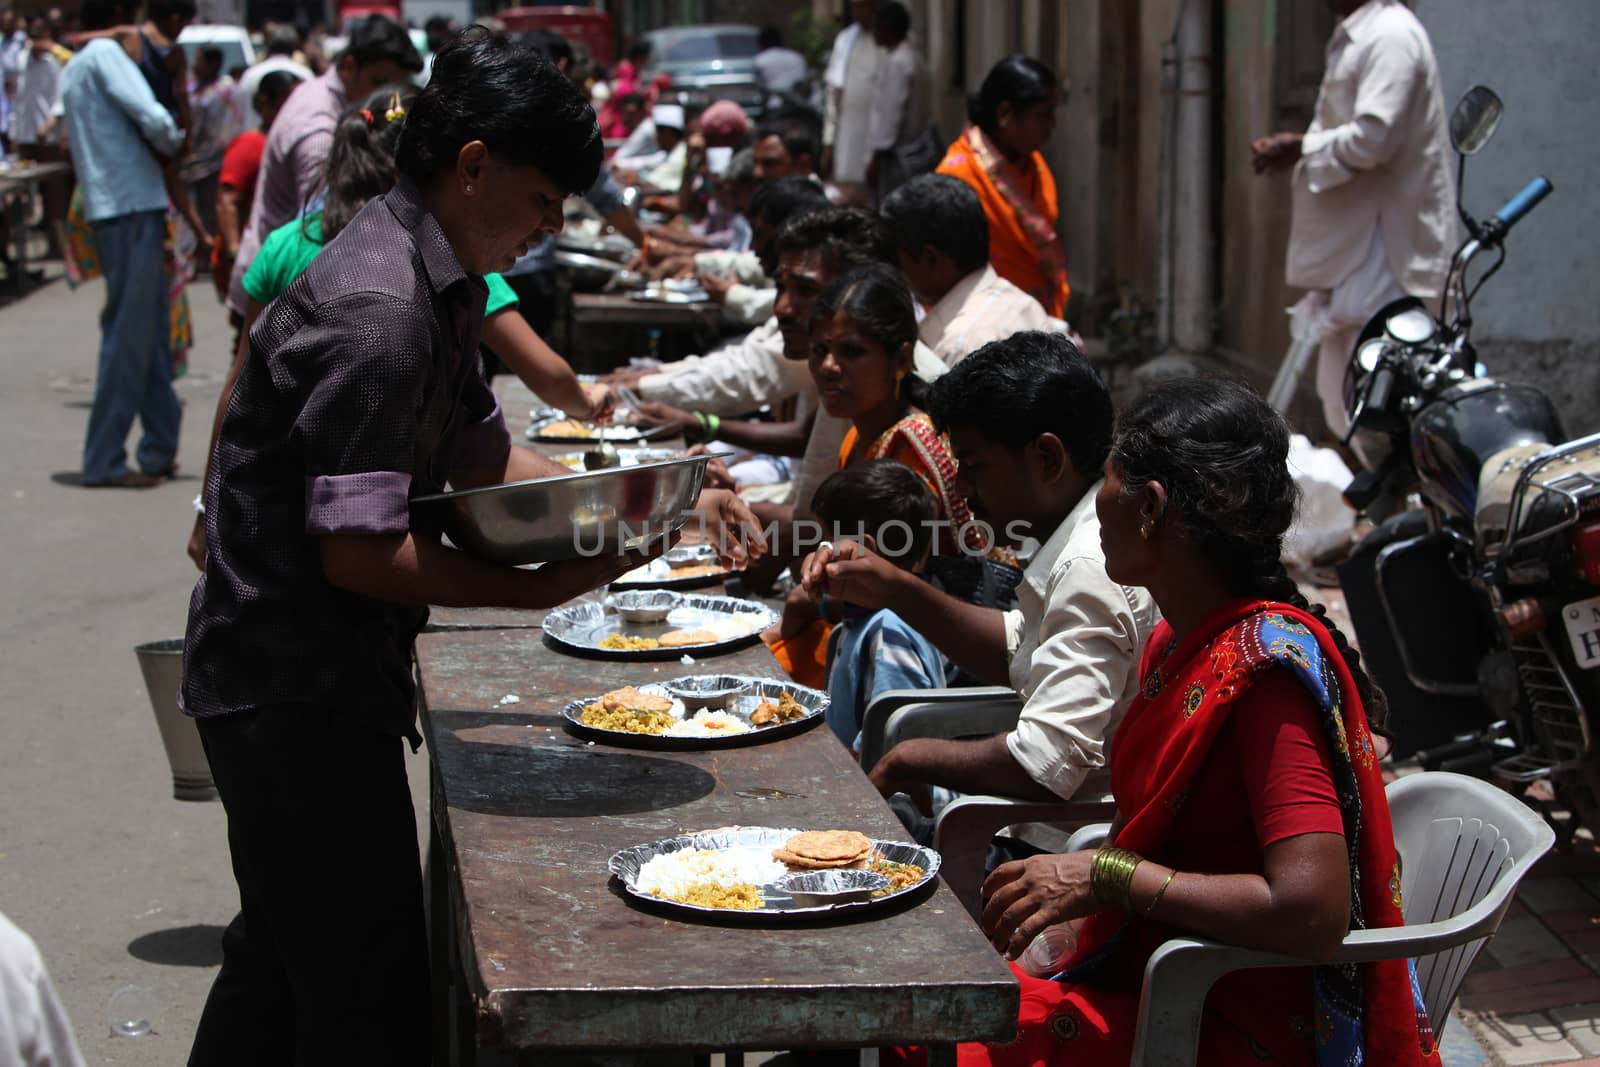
1253 0 1454 441
9 16 65 253
180 45 241 245
0 8 26 156
821 0 879 194
60 0 184 488
752 24 808 113
224 14 420 320
864 0 932 203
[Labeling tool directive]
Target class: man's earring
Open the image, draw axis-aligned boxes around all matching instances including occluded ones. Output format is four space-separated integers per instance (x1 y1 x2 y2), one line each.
464 184 475 194
1139 517 1154 540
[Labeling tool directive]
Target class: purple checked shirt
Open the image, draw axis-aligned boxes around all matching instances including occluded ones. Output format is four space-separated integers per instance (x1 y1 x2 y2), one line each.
184 178 510 737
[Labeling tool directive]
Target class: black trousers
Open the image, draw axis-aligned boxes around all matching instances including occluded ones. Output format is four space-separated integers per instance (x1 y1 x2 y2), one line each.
189 706 430 1066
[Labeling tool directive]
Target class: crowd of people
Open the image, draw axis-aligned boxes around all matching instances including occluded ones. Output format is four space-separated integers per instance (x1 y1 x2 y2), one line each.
0 1 1455 1064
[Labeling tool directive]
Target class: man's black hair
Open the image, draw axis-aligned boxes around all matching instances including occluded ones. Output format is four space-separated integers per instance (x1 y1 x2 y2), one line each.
926 331 1114 476
396 26 600 194
78 0 129 32
811 459 936 566
757 24 781 50
875 1 910 40
755 117 817 167
254 68 303 108
340 13 423 73
879 174 990 275
617 91 645 110
264 23 299 56
774 206 891 274
747 175 828 228
522 27 572 68
146 0 196 22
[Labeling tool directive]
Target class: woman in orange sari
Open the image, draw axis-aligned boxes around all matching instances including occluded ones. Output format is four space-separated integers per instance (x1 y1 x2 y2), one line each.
937 55 1068 317
898 378 1439 1067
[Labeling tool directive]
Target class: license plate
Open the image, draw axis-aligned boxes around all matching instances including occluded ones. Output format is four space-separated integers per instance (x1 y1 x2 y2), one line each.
1562 595 1600 669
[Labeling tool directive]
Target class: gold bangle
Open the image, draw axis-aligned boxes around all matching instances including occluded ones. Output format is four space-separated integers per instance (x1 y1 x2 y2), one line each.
1140 869 1177 919
1090 847 1143 910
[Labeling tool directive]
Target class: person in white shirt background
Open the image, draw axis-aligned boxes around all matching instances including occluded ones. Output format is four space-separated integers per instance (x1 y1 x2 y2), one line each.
1252 0 1455 445
234 24 314 129
880 173 1076 367
752 24 809 113
821 0 879 196
0 7 27 157
863 0 933 204
8 16 65 254
612 101 683 177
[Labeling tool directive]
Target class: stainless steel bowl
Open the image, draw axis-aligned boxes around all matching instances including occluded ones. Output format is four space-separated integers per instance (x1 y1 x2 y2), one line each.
664 543 719 570
610 589 681 623
555 250 624 292
777 869 891 907
413 455 710 566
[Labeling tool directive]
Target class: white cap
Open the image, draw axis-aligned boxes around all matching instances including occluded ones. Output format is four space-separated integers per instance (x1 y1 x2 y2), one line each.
706 146 734 175
590 81 612 103
652 104 685 130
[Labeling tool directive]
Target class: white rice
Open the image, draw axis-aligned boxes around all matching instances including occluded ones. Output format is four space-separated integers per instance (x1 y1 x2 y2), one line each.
664 710 752 737
634 847 787 897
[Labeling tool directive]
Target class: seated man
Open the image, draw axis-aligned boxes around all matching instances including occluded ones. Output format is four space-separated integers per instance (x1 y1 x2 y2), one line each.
880 173 1078 366
801 332 1158 812
810 459 949 754
611 102 683 175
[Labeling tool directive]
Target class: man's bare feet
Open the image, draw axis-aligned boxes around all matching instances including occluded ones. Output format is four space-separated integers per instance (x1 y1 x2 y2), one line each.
85 471 160 488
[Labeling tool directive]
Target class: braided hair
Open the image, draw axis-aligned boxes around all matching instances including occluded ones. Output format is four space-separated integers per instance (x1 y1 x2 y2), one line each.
1111 377 1389 727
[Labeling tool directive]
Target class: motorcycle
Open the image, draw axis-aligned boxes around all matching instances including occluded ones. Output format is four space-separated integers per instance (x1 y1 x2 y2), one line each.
1335 86 1600 837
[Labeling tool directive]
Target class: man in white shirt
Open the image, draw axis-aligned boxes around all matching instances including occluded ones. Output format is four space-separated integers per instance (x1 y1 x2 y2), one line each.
235 24 313 128
802 332 1157 807
752 24 808 112
614 103 685 185
864 1 932 203
881 173 1071 365
1253 0 1455 440
821 0 879 191
0 911 85 1067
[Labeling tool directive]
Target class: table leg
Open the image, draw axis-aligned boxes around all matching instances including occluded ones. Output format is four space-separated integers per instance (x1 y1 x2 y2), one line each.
927 1045 957 1067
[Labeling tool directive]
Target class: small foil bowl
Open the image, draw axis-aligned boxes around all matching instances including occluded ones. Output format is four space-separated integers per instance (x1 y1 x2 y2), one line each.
777 869 891 907
610 589 681 623
661 674 750 711
665 544 719 570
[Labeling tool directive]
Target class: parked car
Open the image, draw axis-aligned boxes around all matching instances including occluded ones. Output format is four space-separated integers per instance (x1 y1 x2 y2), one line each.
641 24 762 118
176 23 257 76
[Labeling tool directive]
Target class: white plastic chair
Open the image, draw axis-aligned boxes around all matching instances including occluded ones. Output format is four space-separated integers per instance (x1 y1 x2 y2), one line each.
858 688 1117 919
1064 772 1554 1066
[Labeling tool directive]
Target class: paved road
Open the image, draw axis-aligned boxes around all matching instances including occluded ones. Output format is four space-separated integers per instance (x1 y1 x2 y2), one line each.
0 269 430 1064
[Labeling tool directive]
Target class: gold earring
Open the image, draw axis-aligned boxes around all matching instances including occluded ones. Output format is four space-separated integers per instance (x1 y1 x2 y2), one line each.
1139 518 1154 540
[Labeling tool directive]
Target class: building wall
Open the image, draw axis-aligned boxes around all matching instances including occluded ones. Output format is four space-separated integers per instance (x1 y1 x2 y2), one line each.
1415 0 1600 434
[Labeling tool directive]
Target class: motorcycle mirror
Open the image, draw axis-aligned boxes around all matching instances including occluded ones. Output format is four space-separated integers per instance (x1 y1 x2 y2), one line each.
1385 307 1437 345
1451 86 1504 156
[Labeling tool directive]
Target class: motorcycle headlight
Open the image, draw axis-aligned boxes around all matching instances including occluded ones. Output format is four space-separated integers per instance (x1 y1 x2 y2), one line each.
1385 307 1437 345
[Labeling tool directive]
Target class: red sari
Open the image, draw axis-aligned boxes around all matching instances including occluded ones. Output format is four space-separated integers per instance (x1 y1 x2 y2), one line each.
922 600 1441 1067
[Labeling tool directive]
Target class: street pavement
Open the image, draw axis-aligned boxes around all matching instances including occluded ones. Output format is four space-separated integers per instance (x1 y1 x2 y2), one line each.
1 264 1597 1066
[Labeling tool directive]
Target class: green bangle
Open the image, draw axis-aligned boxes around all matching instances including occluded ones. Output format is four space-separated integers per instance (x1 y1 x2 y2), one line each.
702 412 721 441
818 592 832 622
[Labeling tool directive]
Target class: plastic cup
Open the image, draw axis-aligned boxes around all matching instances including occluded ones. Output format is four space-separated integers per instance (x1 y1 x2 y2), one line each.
1019 925 1077 978
106 984 157 1037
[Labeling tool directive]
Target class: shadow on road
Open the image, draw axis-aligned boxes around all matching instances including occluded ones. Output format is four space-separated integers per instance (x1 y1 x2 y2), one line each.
127 923 226 967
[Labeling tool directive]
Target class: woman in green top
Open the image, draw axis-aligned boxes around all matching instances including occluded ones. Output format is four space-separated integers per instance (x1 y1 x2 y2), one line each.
188 86 613 570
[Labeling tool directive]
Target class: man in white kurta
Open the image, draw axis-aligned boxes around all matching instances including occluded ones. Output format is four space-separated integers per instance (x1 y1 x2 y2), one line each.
822 0 881 188
1253 0 1455 440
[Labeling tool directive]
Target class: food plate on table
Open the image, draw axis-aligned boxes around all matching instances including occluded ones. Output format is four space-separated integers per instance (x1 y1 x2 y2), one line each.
546 447 681 472
609 826 940 921
611 543 738 590
542 594 778 659
560 676 828 749
525 413 673 444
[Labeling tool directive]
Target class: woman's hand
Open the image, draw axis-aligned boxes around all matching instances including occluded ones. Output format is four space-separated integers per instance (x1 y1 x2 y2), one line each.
691 487 766 566
187 513 207 572
981 850 1099 961
633 400 702 439
683 444 735 490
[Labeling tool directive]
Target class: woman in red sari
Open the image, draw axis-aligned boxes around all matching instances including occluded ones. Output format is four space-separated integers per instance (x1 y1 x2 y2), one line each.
940 379 1440 1066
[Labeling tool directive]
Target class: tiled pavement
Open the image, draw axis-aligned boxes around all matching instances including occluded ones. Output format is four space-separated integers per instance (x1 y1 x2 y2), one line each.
1445 830 1600 1065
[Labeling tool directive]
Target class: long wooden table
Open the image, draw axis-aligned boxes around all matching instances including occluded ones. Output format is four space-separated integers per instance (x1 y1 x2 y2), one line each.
416 622 1019 1066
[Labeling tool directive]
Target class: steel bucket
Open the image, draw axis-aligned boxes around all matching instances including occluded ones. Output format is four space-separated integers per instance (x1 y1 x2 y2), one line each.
133 639 217 802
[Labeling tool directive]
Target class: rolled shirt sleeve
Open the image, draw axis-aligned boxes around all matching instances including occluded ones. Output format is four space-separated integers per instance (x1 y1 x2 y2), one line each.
449 389 512 474
103 43 181 156
1300 33 1423 194
1006 557 1146 800
284 295 432 535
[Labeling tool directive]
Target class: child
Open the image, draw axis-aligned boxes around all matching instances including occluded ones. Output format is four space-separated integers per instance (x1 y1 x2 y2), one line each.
810 459 950 754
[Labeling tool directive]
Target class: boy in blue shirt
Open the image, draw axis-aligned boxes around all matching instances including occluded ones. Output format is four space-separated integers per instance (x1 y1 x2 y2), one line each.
812 459 949 754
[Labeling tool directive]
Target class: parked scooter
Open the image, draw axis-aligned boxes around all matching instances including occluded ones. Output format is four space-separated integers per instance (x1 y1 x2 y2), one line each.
1335 86 1600 836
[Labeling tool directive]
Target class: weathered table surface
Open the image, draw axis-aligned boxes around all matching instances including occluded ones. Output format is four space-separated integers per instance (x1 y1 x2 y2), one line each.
0 160 71 191
416 625 1019 1058
570 291 724 330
